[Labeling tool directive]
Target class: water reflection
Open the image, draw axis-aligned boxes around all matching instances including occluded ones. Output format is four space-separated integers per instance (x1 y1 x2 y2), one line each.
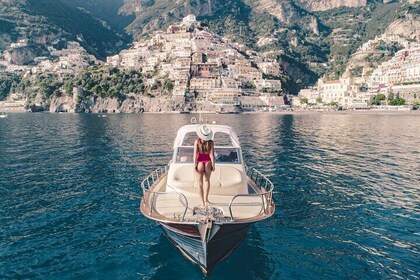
0 113 419 279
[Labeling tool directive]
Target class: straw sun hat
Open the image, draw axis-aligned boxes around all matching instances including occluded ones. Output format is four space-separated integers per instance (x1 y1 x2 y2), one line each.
196 125 213 141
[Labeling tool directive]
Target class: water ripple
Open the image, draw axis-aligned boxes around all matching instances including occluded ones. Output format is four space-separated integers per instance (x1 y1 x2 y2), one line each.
0 113 419 279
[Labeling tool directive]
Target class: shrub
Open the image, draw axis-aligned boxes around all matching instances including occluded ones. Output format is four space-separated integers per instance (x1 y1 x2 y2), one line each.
389 98 406 106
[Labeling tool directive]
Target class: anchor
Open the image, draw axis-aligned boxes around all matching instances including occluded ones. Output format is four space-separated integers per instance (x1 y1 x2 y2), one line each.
197 206 221 243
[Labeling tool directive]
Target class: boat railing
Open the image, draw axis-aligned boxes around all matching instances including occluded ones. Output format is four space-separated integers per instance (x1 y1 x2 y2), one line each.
141 164 274 223
140 164 189 221
228 167 275 221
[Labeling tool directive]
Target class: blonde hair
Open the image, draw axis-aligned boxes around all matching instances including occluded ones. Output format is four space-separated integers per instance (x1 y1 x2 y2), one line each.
198 139 212 153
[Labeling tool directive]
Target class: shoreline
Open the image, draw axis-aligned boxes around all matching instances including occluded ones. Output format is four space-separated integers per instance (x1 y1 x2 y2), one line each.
1 110 419 116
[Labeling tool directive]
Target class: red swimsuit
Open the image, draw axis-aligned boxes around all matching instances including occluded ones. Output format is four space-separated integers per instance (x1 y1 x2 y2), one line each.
196 139 211 165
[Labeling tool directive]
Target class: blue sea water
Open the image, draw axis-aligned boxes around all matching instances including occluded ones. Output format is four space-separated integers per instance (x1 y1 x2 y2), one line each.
0 113 419 279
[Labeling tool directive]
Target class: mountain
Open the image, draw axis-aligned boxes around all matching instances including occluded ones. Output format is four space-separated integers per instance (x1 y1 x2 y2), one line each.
67 0 133 31
0 0 132 59
1 0 418 90
294 0 367 11
120 0 418 86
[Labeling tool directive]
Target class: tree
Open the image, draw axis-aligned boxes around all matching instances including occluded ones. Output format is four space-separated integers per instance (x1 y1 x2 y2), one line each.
241 81 256 89
350 66 363 77
327 102 339 107
163 79 174 92
389 98 406 106
0 73 22 101
371 94 386 105
64 81 73 95
316 97 322 103
300 97 308 104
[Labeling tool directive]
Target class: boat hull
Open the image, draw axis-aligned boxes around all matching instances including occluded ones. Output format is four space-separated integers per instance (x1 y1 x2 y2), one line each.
161 222 250 273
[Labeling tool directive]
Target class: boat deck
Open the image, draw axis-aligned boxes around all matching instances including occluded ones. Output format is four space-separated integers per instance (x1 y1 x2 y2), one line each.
153 190 265 221
141 172 274 224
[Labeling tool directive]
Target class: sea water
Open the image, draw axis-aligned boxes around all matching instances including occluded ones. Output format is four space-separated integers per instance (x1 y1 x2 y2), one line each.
0 113 419 279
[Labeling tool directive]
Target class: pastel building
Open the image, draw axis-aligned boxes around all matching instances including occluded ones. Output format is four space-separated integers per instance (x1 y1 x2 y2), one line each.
254 79 282 93
257 62 281 76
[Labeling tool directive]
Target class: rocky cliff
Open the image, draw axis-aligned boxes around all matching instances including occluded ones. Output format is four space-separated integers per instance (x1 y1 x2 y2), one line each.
0 0 130 59
49 96 77 113
294 0 367 11
2 0 417 101
48 94 187 113
3 45 49 65
122 0 217 35
385 14 420 40
250 0 304 23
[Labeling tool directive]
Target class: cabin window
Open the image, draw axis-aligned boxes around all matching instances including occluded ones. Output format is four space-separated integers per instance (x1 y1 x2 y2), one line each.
175 147 241 164
182 132 234 147
181 132 198 146
176 147 194 163
213 132 232 146
215 147 240 163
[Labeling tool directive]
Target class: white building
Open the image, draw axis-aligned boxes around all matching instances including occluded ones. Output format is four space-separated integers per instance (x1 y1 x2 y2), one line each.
257 62 281 76
254 79 281 92
190 77 219 95
207 88 241 107
221 77 240 89
182 14 197 26
317 72 361 106
296 71 375 108
294 88 319 107
119 49 141 68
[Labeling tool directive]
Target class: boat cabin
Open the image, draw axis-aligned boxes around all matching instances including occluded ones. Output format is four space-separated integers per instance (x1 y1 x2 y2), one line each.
167 124 248 196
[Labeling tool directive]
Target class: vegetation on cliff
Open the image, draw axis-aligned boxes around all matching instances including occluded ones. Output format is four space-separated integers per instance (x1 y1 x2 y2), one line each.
120 0 418 86
1 0 418 93
0 0 131 59
1 66 145 105
370 93 407 106
0 73 21 101
72 67 145 100
315 2 408 78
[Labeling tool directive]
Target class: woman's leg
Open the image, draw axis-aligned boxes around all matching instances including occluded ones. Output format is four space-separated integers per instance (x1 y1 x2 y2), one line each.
196 162 205 206
203 161 212 205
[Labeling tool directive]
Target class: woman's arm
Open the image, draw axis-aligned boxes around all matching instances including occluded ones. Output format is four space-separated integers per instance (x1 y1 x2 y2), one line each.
210 141 215 171
193 140 198 171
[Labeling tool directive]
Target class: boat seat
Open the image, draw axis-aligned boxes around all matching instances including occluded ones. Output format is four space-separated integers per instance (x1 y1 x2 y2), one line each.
167 164 248 195
168 165 196 189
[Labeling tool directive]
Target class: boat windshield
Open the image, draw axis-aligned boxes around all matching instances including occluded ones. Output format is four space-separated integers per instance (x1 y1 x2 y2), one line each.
175 147 241 164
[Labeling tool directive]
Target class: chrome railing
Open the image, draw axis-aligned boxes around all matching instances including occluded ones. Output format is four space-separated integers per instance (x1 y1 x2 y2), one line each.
141 164 169 191
141 164 274 223
140 165 189 221
228 167 275 221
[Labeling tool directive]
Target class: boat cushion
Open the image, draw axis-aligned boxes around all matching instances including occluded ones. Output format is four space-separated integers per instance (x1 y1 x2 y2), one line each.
167 164 248 195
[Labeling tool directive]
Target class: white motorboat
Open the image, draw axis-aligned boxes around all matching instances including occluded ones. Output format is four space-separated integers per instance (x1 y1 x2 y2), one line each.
0 113 8 118
140 123 275 274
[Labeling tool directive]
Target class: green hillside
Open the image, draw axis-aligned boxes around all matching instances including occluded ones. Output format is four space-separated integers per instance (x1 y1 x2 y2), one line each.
63 0 134 32
0 0 418 92
120 0 417 86
0 0 132 59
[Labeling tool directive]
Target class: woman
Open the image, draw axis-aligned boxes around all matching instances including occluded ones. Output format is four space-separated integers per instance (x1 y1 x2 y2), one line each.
194 125 215 207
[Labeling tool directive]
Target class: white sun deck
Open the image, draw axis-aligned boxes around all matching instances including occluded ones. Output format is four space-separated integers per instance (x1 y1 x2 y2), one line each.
141 164 274 223
167 164 247 195
152 169 266 220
